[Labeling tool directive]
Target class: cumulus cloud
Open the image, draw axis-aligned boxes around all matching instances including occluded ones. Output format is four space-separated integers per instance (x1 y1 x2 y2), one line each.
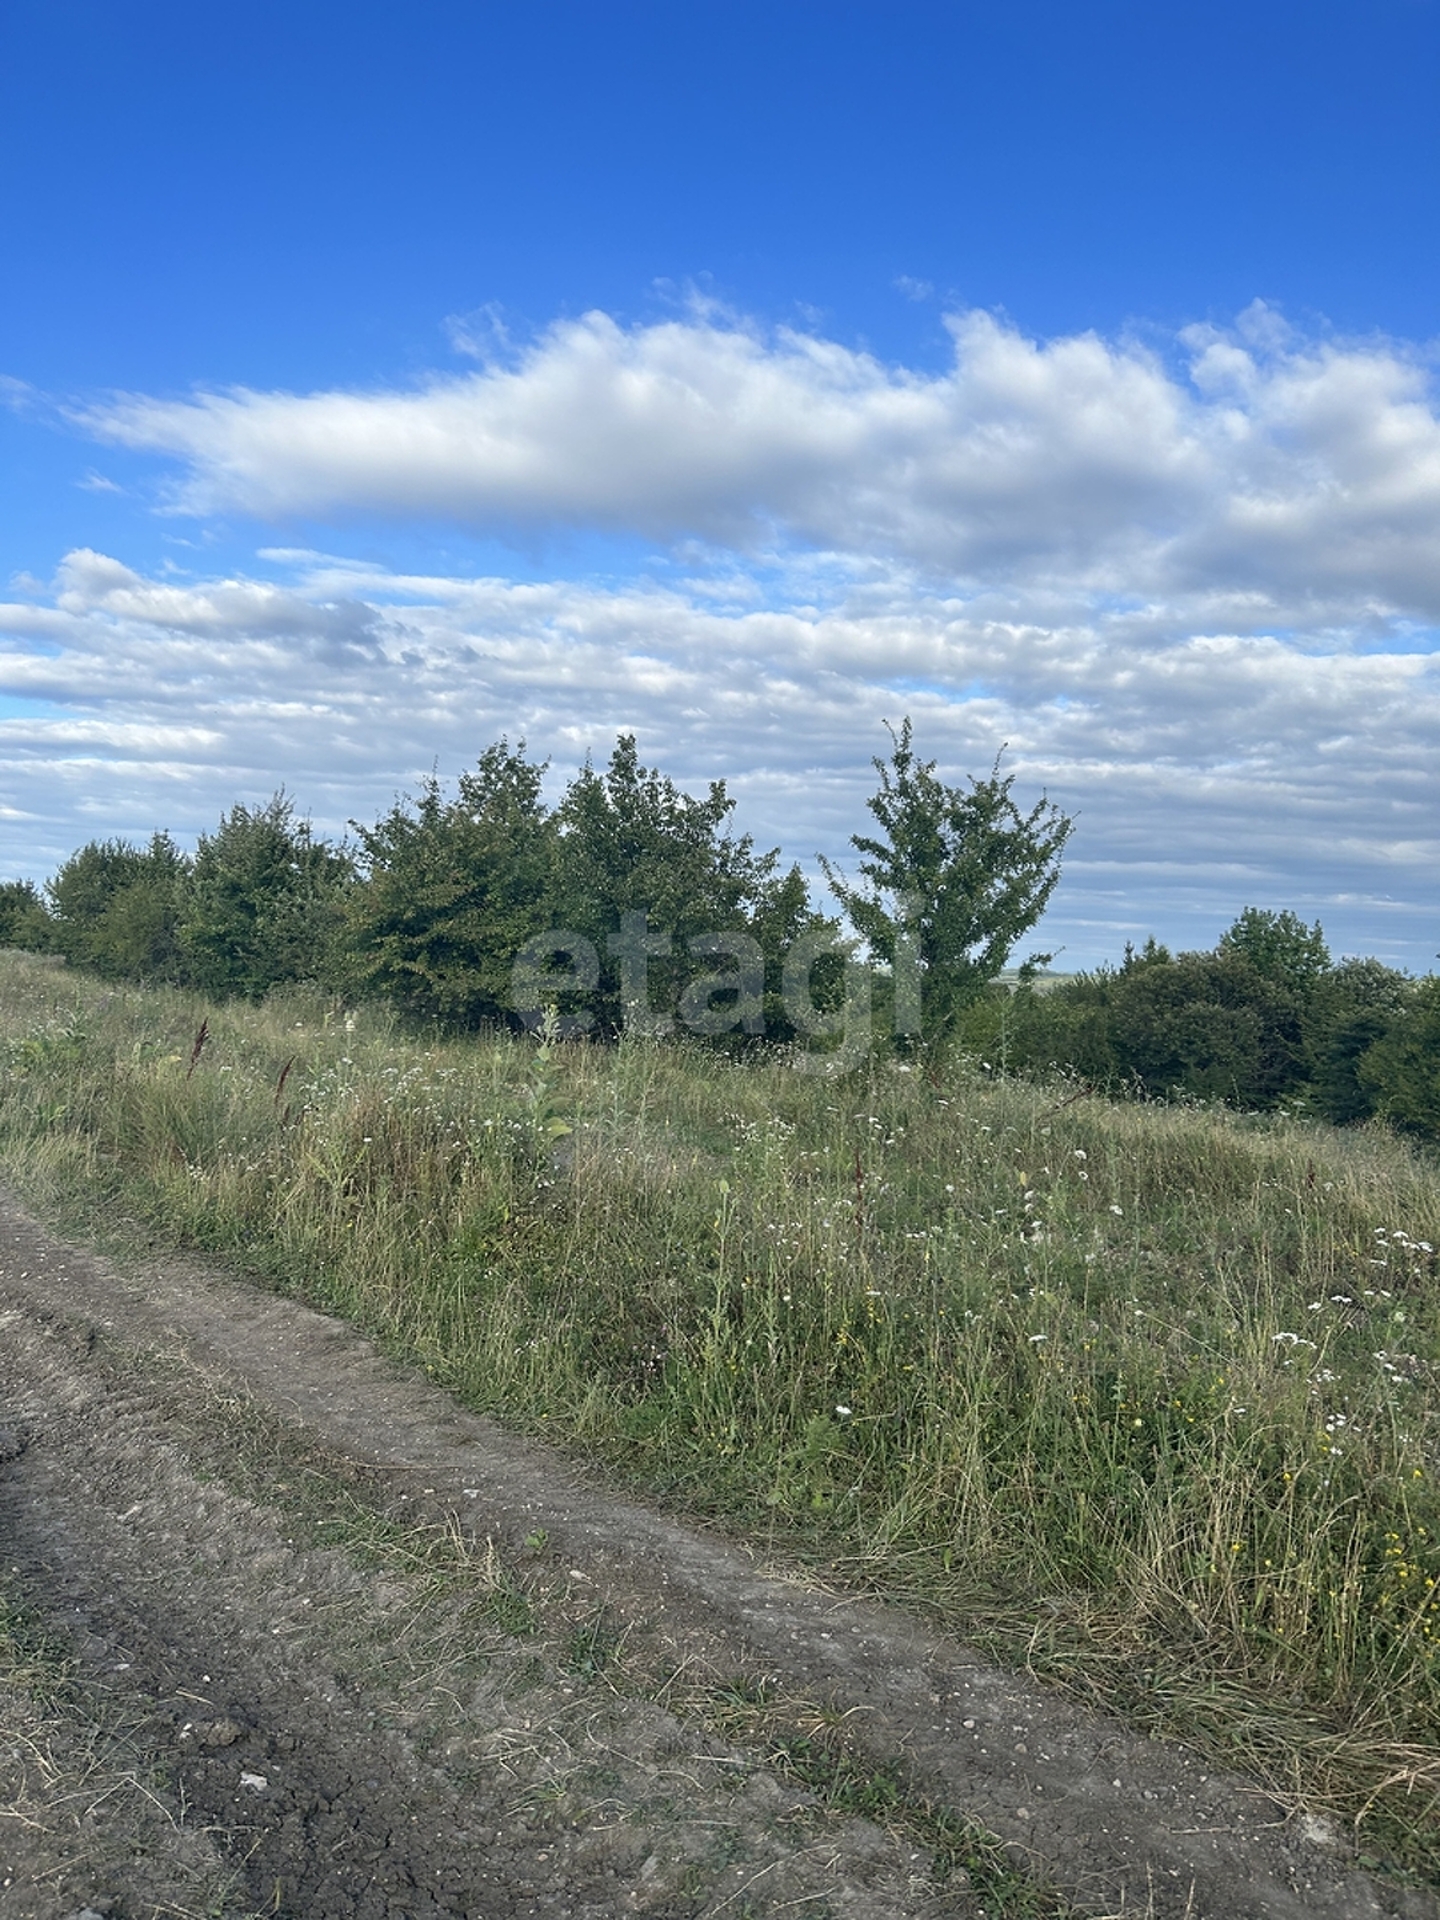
80 304 1440 621
1 301 1432 966
1 542 1436 967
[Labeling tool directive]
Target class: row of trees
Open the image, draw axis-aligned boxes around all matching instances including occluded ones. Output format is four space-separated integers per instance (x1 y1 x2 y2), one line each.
0 739 817 1037
968 911 1440 1139
1 727 1434 1138
0 727 1068 1042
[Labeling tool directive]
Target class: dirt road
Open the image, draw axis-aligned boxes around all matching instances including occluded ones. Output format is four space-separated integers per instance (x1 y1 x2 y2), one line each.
1 1189 1434 1920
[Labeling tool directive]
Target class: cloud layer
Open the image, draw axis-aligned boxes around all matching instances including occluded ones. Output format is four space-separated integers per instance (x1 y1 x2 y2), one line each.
3 538 1436 969
2 303 1436 968
84 303 1440 622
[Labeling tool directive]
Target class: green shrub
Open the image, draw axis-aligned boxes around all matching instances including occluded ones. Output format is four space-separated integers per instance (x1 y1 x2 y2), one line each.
1305 958 1412 1126
0 880 51 952
46 834 188 982
1360 977 1440 1142
182 794 354 1000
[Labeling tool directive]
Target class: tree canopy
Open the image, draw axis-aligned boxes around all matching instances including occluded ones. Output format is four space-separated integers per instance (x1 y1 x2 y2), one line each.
183 794 354 1000
1219 907 1331 997
46 833 188 981
821 719 1073 1041
349 740 554 1027
7 727 1436 1141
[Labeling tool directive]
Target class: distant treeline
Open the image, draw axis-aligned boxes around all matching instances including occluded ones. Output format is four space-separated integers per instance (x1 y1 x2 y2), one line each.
964 923 1439 1142
0 737 834 1045
1 731 1436 1140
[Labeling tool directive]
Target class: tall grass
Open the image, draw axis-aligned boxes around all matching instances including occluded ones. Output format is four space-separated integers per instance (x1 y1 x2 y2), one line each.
3 950 1439 1868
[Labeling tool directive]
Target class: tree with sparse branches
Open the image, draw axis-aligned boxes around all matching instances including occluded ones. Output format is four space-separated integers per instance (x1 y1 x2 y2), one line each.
821 719 1073 1043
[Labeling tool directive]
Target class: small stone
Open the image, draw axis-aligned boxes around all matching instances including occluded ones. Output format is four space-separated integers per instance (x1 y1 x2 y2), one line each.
199 1716 246 1747
1299 1811 1343 1852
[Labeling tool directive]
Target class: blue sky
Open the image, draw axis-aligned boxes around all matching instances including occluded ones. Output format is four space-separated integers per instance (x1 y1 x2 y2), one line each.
2 0 1438 968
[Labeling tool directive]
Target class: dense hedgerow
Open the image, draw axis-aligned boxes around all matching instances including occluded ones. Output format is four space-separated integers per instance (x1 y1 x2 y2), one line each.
4 738 1435 1137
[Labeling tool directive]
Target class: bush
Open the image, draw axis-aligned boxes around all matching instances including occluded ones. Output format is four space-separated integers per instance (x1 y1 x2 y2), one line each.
1106 949 1307 1104
46 834 189 982
0 880 52 952
1359 977 1440 1142
997 943 1308 1108
1304 958 1412 1126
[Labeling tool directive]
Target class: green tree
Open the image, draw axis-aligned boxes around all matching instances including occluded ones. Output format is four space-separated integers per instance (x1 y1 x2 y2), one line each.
1122 935 1172 971
1103 948 1307 1105
0 879 52 951
182 794 353 999
821 720 1073 1044
349 741 556 1027
46 834 189 981
1357 977 1440 1142
747 860 842 1045
996 942 1311 1107
552 735 784 1037
1304 957 1411 1125
1219 908 1331 998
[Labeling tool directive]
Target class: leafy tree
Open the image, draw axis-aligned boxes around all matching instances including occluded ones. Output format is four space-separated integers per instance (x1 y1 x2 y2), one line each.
551 734 785 1037
1103 949 1306 1105
0 879 52 951
349 741 556 1027
182 794 353 999
747 860 842 1044
1219 908 1331 999
996 942 1312 1106
1357 977 1440 1142
1304 957 1411 1125
821 720 1073 1044
46 834 189 980
1121 935 1172 971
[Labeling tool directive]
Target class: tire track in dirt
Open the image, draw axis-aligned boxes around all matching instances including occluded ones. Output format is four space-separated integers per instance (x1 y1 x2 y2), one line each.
1 1189 1435 1920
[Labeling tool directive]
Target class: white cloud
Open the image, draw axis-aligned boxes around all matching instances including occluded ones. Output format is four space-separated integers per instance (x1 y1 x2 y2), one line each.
79 306 1440 624
1 541 1435 968
0 302 1432 967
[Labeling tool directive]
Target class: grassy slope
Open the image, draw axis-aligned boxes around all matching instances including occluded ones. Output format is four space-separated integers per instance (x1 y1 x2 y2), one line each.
2 949 1438 1875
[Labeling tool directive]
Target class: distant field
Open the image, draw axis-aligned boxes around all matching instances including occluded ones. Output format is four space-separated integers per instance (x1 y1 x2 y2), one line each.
993 969 1078 993
2 948 1438 1876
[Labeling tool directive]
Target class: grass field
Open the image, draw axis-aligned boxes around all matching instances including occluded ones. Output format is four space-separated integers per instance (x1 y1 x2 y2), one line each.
2 947 1438 1877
